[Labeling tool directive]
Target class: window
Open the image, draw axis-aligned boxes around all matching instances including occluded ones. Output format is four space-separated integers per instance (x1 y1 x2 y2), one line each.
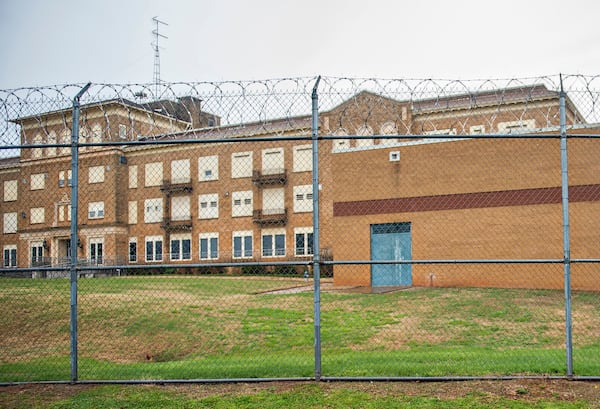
129 238 137 263
293 145 312 172
128 201 137 224
3 180 17 201
3 212 17 234
89 238 103 265
30 242 44 267
91 124 102 143
171 196 191 221
30 173 46 190
198 155 219 181
295 227 314 256
58 170 72 187
262 188 284 214
199 233 219 260
30 207 45 224
145 236 163 262
60 130 70 155
262 148 284 175
498 119 536 133
231 151 253 178
170 234 192 261
233 231 253 258
145 162 163 187
171 159 190 184
293 185 313 213
58 204 71 222
232 191 253 217
144 198 163 223
332 128 350 151
32 134 43 158
423 128 457 136
3 245 17 268
88 201 105 219
355 125 374 147
47 131 57 156
198 193 219 219
262 229 286 257
88 165 105 184
119 124 127 139
129 165 138 188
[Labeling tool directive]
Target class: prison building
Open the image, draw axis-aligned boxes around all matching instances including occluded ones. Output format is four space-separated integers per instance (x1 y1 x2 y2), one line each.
2 84 597 289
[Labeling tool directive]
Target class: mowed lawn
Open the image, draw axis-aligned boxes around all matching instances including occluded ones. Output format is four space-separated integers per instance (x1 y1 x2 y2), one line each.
1 275 599 382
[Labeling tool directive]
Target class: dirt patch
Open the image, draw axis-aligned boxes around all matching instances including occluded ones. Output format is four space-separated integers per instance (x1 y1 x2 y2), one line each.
1 379 599 407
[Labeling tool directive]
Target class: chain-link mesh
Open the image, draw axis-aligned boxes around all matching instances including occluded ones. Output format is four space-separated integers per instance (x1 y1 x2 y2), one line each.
1 75 599 382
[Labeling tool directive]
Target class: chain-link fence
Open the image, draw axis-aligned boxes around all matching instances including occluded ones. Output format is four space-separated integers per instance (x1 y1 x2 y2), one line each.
1 75 599 382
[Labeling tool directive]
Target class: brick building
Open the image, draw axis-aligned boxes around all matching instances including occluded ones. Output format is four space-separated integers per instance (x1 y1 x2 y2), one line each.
2 84 597 289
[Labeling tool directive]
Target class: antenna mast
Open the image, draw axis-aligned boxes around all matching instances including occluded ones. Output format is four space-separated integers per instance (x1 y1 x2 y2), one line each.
152 16 168 98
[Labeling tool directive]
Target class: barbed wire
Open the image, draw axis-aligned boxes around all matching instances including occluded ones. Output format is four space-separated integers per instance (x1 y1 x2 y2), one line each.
1 75 600 150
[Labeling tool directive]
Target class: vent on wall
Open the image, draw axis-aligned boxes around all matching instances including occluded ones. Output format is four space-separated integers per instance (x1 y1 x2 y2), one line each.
389 151 400 162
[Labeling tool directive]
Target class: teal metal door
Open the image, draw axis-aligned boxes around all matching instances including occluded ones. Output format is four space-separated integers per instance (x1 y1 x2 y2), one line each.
371 222 412 286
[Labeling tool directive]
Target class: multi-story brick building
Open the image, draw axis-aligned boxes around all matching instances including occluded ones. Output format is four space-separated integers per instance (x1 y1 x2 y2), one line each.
2 83 597 289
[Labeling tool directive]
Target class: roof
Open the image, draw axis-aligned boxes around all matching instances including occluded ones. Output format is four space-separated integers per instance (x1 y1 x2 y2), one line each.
411 84 559 113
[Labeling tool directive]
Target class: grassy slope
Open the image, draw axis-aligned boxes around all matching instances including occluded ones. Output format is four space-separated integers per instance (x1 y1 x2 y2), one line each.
1 276 599 381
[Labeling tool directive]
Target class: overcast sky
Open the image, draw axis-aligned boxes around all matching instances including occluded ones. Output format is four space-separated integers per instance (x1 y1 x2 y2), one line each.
0 0 599 89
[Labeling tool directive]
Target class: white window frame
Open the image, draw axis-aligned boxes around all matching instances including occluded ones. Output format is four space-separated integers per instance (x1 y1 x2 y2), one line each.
294 227 314 256
30 207 45 224
144 198 163 224
3 180 17 202
128 201 137 224
497 119 536 133
171 196 191 221
198 193 219 219
88 165 105 184
3 245 17 268
30 241 44 266
231 151 253 179
46 131 57 156
128 165 138 188
3 212 17 234
232 230 253 259
262 147 284 175
232 190 253 217
119 124 127 139
261 228 286 258
293 144 312 172
30 173 45 190
145 162 163 187
171 159 191 184
199 232 219 260
58 170 72 188
198 155 219 181
145 235 163 262
170 233 192 261
293 185 313 213
423 128 457 136
88 201 105 219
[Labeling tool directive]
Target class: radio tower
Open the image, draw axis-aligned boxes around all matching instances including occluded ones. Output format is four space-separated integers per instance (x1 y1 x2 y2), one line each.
152 16 168 99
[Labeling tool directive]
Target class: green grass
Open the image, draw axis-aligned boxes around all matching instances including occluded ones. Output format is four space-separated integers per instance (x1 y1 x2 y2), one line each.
1 383 596 409
1 276 599 381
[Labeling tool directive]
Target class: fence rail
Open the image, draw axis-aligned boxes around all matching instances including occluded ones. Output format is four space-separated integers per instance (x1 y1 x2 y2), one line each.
1 75 599 383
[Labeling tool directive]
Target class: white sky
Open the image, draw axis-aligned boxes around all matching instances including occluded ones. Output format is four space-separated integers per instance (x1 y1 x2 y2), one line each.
0 0 599 89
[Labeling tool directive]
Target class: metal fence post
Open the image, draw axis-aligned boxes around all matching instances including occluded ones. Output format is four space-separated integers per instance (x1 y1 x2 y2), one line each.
70 82 91 382
559 75 574 376
311 76 322 381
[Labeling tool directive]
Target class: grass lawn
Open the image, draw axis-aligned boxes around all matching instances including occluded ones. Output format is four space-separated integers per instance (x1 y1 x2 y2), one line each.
1 275 599 381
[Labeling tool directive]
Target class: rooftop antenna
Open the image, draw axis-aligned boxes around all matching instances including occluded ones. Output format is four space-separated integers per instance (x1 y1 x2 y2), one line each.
151 16 168 99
